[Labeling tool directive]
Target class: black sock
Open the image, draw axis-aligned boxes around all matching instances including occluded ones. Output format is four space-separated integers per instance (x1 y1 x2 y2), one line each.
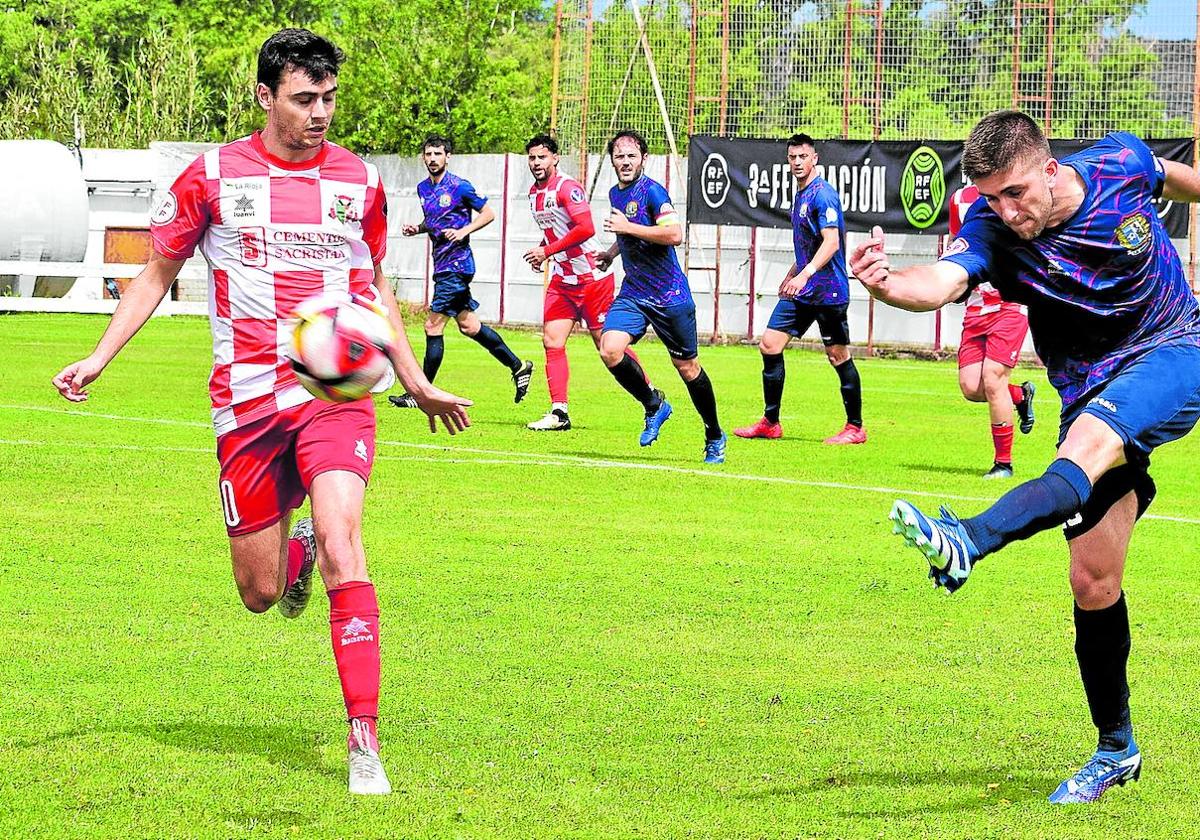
762 352 785 424
684 368 722 441
961 458 1092 557
607 355 657 409
471 324 520 371
1075 593 1133 751
834 358 862 428
422 334 445 383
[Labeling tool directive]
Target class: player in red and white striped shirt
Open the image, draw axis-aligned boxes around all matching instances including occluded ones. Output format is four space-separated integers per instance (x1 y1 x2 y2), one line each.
950 184 1036 479
51 29 470 796
521 134 649 430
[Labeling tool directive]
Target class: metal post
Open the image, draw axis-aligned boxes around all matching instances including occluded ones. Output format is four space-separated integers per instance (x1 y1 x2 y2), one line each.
499 154 510 324
1192 8 1199 291
747 226 757 339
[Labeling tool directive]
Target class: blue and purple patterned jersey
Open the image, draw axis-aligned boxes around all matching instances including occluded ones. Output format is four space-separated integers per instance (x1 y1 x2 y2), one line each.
417 172 488 275
941 131 1200 410
609 174 692 307
791 175 849 305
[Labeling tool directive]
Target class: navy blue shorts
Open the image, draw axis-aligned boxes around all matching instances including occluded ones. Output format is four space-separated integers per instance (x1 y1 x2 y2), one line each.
430 272 479 317
603 295 699 360
1059 339 1200 455
765 300 850 345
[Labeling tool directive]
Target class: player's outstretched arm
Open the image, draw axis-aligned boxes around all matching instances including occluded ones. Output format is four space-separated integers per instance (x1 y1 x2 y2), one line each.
372 266 472 434
52 252 185 402
849 225 968 312
1161 159 1200 202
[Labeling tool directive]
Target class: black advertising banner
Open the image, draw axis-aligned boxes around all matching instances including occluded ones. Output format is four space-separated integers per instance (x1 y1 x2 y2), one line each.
688 135 1193 237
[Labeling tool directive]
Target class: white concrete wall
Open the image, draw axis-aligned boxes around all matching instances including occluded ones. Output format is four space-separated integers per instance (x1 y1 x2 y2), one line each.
61 145 1195 353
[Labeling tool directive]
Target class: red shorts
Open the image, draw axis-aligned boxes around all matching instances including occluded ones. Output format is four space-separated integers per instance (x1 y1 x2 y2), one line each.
544 276 615 329
958 307 1030 369
215 398 376 537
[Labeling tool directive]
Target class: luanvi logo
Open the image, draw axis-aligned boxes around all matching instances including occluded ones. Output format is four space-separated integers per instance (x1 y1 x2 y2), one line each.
900 146 945 230
700 153 731 209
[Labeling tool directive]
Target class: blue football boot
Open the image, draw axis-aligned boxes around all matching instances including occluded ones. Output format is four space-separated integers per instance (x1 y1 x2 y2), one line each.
889 500 980 593
640 391 672 447
1048 741 1141 804
703 433 727 464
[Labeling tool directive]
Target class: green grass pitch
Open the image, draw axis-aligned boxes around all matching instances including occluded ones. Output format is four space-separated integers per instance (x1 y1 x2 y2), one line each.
3 312 1200 839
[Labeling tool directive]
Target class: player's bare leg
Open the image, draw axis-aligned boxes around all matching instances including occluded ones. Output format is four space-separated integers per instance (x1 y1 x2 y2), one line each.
310 469 391 795
823 343 866 445
229 516 292 613
389 312 449 408
457 310 533 402
1051 492 1141 803
735 328 788 440
528 318 576 430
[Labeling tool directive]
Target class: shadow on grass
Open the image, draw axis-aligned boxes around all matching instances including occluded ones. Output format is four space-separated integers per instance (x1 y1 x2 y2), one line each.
12 721 338 781
898 462 989 478
735 766 1060 817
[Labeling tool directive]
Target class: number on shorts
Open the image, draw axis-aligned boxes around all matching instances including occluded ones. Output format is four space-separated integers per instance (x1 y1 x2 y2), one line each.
220 479 241 528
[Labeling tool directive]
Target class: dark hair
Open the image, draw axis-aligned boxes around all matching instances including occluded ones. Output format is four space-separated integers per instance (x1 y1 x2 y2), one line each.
526 134 558 153
787 133 815 149
607 130 648 156
962 110 1050 180
423 135 453 154
257 28 344 94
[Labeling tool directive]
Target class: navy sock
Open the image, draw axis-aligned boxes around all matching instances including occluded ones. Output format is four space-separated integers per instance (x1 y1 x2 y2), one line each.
762 353 785 424
422 334 445 383
607 354 657 409
684 368 722 441
834 358 862 427
961 458 1092 557
471 325 520 371
1075 593 1133 752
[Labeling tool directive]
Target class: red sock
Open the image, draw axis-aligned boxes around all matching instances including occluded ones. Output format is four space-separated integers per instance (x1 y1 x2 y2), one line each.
1009 383 1025 405
546 345 569 404
991 423 1014 464
625 348 649 384
285 539 305 588
328 581 380 725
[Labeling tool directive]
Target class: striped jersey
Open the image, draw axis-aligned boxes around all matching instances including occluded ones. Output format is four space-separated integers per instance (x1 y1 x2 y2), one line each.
151 132 388 436
528 173 607 285
949 185 1026 318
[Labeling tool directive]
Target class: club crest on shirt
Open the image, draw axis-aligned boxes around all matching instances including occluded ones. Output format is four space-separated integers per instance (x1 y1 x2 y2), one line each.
570 186 585 204
438 193 453 208
328 194 361 224
625 200 639 217
1115 212 1152 255
799 202 808 216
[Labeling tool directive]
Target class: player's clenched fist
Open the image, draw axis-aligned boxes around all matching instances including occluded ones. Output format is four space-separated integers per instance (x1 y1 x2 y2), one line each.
850 225 890 293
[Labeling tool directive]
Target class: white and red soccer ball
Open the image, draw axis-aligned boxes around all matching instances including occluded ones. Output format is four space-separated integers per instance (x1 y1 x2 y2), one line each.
288 294 396 403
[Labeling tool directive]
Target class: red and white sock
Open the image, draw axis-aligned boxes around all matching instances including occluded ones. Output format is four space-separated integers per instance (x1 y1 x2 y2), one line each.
329 580 380 741
1009 383 1025 406
991 422 1014 465
285 538 306 589
349 716 380 753
546 346 569 404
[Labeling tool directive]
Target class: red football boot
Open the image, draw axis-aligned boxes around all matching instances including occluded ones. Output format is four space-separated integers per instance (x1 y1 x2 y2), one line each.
823 423 867 445
733 417 783 439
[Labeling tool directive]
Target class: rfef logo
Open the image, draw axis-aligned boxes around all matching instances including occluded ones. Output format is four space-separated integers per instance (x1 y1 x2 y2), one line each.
700 153 730 209
900 146 945 230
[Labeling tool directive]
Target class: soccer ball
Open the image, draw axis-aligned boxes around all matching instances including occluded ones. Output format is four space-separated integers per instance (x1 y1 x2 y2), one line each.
288 294 396 403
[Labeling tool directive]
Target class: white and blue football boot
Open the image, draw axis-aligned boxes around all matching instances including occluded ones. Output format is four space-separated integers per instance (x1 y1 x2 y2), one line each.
640 391 673 447
1048 741 1141 804
889 501 980 593
703 432 727 465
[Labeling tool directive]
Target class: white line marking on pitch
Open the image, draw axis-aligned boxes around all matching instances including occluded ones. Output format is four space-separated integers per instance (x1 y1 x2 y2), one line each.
2 431 1197 525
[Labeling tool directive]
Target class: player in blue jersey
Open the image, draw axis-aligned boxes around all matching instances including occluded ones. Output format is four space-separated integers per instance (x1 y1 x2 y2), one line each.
733 134 865 445
596 130 726 463
850 110 1200 805
389 135 533 409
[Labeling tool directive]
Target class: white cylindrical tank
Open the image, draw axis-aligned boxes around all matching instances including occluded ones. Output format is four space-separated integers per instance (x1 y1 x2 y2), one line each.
0 140 89 295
